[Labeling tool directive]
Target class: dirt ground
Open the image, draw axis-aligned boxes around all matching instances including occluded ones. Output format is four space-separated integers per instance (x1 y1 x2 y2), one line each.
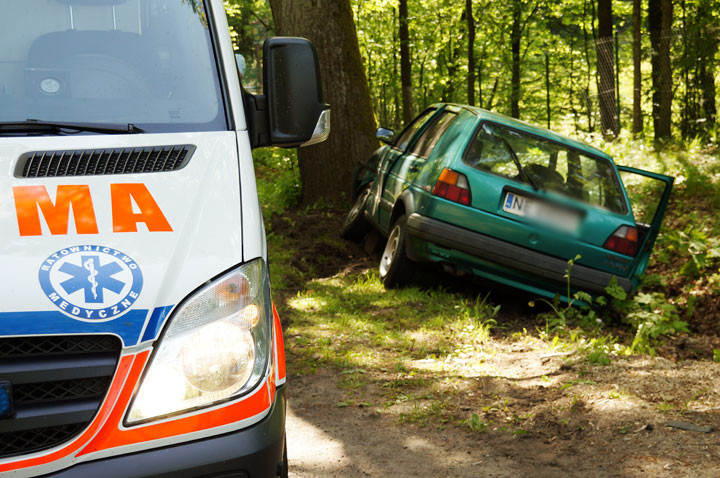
271 207 720 478
285 347 720 477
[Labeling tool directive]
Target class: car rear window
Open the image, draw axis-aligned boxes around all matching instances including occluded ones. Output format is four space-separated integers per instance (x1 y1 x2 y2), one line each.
464 122 627 214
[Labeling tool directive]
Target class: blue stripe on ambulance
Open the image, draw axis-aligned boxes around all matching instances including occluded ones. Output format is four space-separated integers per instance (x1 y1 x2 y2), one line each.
0 306 173 347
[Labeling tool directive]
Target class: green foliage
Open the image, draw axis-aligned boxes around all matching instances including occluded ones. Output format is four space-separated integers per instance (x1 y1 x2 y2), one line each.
349 0 720 142
253 148 301 219
606 288 689 355
223 0 273 92
658 225 720 278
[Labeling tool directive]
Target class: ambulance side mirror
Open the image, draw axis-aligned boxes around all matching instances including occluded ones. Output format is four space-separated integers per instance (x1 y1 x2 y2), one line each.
262 37 330 148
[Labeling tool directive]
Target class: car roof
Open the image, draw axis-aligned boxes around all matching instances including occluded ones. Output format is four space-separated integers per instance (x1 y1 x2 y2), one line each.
434 103 613 161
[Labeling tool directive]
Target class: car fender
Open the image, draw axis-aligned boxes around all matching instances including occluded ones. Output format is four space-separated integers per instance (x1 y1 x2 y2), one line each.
391 189 426 262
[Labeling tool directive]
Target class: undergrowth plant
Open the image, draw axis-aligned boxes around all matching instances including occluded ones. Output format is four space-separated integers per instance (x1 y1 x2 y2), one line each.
604 278 689 355
532 255 690 359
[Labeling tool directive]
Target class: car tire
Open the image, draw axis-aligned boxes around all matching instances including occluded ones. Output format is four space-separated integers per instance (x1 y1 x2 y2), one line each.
341 186 372 242
379 214 415 288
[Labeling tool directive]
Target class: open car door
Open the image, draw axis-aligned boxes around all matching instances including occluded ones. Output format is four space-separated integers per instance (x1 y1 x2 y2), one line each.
618 166 674 280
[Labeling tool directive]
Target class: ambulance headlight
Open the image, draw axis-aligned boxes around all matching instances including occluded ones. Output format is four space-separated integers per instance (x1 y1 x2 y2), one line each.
126 259 271 424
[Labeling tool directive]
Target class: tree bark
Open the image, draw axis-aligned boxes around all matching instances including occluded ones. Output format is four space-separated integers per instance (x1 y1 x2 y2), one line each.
649 0 673 140
510 0 521 118
690 0 718 136
269 0 378 203
596 0 619 137
698 1 717 132
632 0 643 135
583 0 595 132
399 0 413 125
466 0 476 106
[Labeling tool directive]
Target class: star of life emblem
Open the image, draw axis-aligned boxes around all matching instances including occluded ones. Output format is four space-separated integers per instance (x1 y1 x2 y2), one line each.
39 245 143 321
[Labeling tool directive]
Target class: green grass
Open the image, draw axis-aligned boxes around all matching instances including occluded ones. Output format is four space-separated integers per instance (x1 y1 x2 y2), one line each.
285 271 499 373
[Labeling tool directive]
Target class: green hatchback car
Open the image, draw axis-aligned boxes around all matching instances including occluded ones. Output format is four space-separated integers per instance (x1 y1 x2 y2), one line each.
342 104 673 300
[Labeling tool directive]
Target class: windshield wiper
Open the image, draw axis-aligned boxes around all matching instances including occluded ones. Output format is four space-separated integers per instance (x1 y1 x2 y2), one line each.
0 119 144 135
498 136 539 191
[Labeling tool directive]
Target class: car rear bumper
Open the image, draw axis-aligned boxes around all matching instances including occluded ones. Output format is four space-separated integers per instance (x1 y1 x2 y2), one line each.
44 387 286 478
405 213 633 295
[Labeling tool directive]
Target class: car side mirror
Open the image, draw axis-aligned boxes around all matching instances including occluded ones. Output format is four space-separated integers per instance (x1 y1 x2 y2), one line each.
263 37 330 148
376 127 395 145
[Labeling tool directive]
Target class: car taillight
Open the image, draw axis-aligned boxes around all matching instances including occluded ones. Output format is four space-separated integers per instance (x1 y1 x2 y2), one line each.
432 169 471 206
603 225 638 256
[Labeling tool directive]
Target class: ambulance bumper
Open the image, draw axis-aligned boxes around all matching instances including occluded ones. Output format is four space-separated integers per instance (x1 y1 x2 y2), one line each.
45 387 286 478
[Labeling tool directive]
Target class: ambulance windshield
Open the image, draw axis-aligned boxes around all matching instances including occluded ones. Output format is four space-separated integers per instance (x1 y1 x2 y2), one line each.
0 0 226 133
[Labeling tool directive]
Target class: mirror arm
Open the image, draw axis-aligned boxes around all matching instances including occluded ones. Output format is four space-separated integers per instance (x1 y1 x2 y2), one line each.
243 91 270 149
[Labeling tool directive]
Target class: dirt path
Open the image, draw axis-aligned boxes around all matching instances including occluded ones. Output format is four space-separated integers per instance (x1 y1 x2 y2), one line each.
285 352 720 478
286 368 526 478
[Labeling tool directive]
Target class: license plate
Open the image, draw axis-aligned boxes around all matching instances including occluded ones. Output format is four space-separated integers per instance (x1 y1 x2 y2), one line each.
503 192 580 233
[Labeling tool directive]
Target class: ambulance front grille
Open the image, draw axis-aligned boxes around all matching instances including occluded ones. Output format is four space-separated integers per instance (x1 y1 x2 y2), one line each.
16 145 195 178
0 335 121 459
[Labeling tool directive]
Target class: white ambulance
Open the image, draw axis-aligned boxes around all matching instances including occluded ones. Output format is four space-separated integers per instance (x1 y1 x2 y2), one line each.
0 1 329 476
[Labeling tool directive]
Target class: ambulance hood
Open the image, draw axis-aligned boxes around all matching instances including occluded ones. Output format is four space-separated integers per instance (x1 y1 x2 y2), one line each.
0 131 252 348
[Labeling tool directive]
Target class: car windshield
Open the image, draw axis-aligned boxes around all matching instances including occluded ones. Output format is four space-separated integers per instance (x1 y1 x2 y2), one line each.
0 0 226 133
465 122 627 214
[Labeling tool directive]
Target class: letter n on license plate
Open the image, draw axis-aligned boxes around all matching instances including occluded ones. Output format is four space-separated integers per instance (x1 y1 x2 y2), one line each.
503 192 529 217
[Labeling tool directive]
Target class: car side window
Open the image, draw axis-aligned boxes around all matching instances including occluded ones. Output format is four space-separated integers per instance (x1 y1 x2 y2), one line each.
408 111 458 159
393 108 436 152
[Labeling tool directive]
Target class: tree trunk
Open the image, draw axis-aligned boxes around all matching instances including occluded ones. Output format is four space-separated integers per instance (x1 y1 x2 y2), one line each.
510 0 521 118
596 0 619 137
632 0 643 135
399 0 413 125
466 0 476 106
269 0 378 203
392 9 400 129
697 0 718 133
583 0 595 132
649 0 673 140
477 61 483 108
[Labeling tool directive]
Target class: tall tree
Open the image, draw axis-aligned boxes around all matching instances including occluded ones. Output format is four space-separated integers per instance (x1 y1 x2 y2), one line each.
269 0 378 202
696 1 717 133
466 0 476 106
596 0 618 137
648 0 673 140
510 0 522 118
399 0 413 124
509 1 539 119
632 0 642 135
681 0 718 138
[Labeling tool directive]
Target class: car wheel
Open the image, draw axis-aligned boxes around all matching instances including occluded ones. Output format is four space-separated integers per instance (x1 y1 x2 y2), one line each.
379 214 415 288
341 186 372 242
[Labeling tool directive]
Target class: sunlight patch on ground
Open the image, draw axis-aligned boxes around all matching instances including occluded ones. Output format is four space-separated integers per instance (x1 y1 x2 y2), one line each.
286 406 350 472
289 296 327 312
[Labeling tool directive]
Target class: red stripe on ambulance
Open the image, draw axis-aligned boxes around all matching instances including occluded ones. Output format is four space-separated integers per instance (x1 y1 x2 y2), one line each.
0 353 137 472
